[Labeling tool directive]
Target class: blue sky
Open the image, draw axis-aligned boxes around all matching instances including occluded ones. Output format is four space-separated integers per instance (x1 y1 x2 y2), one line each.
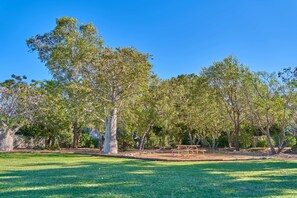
1 0 297 81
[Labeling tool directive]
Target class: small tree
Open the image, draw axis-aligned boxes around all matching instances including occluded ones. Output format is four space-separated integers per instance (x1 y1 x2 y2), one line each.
0 75 39 151
202 56 252 151
277 68 297 152
247 72 280 154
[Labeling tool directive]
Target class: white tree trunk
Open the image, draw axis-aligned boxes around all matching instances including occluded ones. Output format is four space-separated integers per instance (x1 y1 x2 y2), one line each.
0 130 14 152
103 109 118 154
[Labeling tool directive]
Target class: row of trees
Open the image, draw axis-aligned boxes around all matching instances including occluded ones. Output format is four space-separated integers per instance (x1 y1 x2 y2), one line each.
1 17 297 154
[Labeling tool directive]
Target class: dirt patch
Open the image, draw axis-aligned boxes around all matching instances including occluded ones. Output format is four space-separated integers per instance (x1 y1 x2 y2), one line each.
5 148 297 161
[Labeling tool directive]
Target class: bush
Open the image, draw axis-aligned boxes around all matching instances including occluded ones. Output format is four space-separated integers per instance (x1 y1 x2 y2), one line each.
239 130 253 148
257 136 275 148
217 133 229 148
79 133 98 148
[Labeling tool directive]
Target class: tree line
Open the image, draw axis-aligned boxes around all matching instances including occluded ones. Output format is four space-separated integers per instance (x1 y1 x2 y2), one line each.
1 17 297 154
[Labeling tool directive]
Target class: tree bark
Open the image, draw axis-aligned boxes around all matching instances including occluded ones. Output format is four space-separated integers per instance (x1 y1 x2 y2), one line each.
265 128 276 154
139 133 146 151
259 126 276 155
72 121 79 148
0 130 14 151
46 133 52 147
234 122 240 151
277 133 297 154
188 130 194 145
103 109 118 154
211 134 216 150
139 123 152 150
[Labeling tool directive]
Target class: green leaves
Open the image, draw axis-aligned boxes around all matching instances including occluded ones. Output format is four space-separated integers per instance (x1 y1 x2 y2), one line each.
27 17 103 83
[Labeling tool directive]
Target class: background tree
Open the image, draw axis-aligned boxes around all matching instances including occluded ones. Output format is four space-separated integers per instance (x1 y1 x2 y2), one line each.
0 75 40 151
276 68 297 152
202 56 252 151
246 72 281 154
27 17 103 148
87 47 152 153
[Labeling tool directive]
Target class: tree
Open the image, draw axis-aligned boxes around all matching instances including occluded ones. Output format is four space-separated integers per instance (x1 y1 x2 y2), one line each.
276 68 297 152
86 47 152 153
0 75 40 151
27 17 102 148
202 56 252 151
128 75 175 150
247 72 280 154
30 80 71 148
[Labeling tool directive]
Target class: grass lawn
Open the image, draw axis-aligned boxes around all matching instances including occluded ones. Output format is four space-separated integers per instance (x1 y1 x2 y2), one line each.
0 153 296 197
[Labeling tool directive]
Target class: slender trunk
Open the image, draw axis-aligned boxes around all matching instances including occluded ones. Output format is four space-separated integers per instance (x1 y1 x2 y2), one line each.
139 124 152 150
277 133 297 154
188 130 194 145
234 121 240 151
265 128 276 154
51 136 56 147
0 130 14 151
103 109 118 154
76 130 81 148
226 130 232 148
139 133 146 151
211 136 216 150
46 133 52 147
72 121 79 148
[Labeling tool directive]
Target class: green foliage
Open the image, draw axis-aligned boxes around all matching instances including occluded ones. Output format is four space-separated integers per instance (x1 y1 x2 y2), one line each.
0 75 39 134
217 132 229 148
79 133 98 148
256 136 275 148
239 130 254 149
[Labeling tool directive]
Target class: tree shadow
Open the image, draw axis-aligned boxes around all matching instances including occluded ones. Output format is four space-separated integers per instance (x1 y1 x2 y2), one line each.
0 154 296 197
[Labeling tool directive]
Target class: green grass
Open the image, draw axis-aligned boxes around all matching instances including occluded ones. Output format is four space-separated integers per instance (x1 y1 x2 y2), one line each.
0 153 296 197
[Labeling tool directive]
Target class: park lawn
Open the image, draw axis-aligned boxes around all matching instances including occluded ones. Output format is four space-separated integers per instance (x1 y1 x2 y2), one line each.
0 153 296 197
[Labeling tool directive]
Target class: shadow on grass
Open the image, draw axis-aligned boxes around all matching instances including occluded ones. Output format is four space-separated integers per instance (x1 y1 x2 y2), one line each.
0 153 296 197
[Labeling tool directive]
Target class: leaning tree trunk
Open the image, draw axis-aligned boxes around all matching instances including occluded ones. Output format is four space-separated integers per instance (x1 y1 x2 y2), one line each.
277 133 297 154
103 109 118 154
188 130 195 145
0 130 14 152
139 134 146 151
265 130 276 154
260 126 276 154
139 123 152 151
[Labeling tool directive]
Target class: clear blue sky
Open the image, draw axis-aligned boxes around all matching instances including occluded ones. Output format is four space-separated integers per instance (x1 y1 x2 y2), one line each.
1 0 297 81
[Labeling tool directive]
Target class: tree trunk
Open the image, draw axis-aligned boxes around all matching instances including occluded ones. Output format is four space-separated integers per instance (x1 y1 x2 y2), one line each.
139 133 146 151
226 130 232 148
72 121 79 148
211 135 216 150
103 109 118 154
139 124 152 150
234 122 240 151
265 129 276 154
46 133 52 147
0 130 14 152
277 133 297 154
188 130 194 145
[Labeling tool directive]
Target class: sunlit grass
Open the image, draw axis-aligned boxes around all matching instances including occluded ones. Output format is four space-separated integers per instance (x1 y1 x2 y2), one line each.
0 153 296 197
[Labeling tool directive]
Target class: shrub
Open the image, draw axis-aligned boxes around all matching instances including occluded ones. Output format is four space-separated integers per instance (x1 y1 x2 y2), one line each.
239 130 253 148
79 133 98 148
257 136 275 148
